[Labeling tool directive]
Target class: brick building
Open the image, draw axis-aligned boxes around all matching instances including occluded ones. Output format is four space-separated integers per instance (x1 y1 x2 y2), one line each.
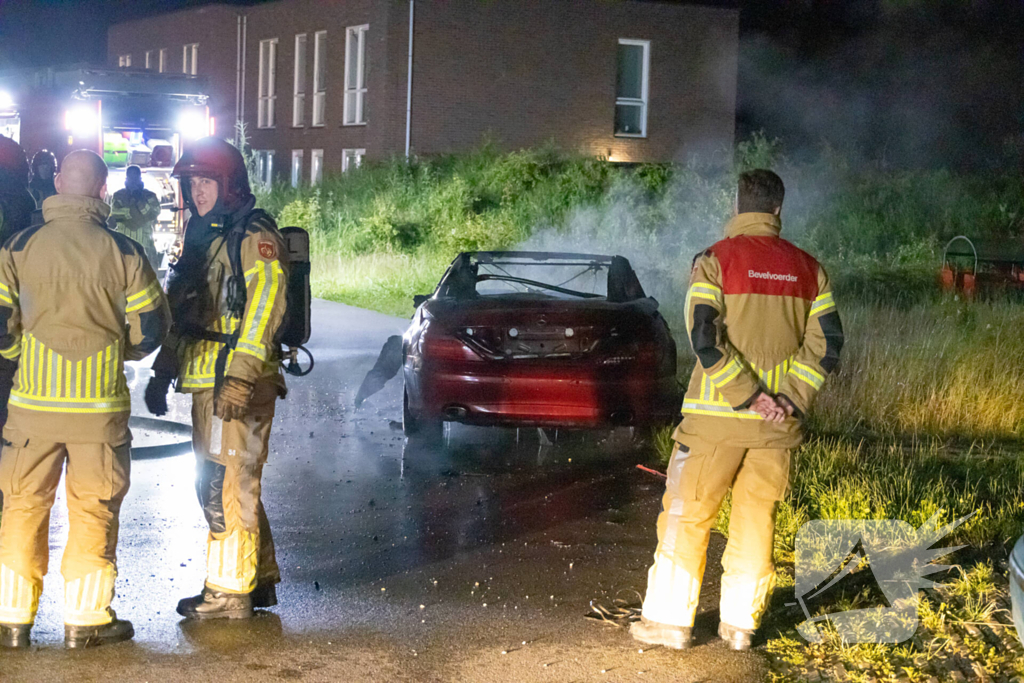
108 0 738 185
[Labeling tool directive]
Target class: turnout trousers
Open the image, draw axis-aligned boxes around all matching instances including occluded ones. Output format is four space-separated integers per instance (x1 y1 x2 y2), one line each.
0 434 130 626
191 389 279 594
641 435 791 631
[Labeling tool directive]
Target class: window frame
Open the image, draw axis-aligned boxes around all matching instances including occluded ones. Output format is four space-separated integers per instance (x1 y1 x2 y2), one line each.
158 48 167 73
255 150 275 188
343 25 368 126
312 30 328 127
183 43 199 75
258 38 279 129
614 38 650 139
341 148 365 172
118 54 131 68
144 50 154 69
293 33 308 128
311 149 324 185
291 149 304 188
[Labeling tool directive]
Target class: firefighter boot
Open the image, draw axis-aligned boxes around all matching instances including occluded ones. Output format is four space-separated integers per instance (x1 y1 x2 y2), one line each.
0 623 30 649
177 587 254 620
252 580 278 609
630 616 693 650
65 619 134 649
718 622 754 651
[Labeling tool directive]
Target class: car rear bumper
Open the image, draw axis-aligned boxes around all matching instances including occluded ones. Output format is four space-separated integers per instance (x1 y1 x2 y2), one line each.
411 365 680 428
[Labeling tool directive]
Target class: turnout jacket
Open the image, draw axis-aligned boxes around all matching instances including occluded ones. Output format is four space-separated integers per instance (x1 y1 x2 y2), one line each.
160 206 288 403
109 187 161 256
675 212 843 448
0 195 171 443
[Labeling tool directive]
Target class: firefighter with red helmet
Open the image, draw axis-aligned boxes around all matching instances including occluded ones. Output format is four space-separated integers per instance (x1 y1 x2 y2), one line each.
145 137 288 619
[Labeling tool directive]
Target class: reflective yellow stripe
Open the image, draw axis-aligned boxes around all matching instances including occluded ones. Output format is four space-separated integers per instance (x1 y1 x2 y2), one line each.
126 280 163 313
709 358 743 388
206 531 258 594
789 361 825 390
64 567 115 626
681 399 762 420
0 281 17 305
0 338 19 360
0 564 40 625
809 291 836 316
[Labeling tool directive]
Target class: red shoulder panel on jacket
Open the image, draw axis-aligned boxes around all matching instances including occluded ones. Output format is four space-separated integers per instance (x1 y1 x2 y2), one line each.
713 236 819 300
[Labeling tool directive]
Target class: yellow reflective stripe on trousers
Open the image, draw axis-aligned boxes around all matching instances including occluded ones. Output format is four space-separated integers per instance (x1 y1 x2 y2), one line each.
64 567 116 626
789 361 825 390
0 281 15 305
126 280 163 313
809 291 835 316
206 531 258 594
0 564 40 625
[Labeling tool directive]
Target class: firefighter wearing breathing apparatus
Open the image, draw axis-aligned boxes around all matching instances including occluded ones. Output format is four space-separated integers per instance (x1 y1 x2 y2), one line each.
632 170 844 652
145 137 288 620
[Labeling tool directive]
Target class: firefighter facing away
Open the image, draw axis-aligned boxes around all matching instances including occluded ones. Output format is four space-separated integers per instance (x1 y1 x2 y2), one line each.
0 149 170 649
109 165 163 270
145 136 288 619
632 170 844 651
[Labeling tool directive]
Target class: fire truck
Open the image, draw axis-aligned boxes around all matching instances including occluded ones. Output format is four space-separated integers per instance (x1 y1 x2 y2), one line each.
0 65 213 250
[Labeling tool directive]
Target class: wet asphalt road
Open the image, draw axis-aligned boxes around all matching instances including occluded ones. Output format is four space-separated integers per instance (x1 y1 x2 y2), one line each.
0 300 768 683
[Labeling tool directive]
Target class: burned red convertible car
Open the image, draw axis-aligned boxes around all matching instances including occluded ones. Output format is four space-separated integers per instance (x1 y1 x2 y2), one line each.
402 251 679 438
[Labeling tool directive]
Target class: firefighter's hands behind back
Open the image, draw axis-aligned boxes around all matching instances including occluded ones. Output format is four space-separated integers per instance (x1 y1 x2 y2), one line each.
750 391 787 423
145 373 174 416
214 376 255 422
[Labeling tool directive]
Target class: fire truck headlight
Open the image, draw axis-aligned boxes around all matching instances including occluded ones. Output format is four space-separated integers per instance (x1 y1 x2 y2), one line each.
65 105 98 138
0 91 14 111
178 111 207 140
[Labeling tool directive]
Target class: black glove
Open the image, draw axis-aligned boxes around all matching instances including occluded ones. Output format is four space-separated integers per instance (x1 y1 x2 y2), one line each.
145 373 174 416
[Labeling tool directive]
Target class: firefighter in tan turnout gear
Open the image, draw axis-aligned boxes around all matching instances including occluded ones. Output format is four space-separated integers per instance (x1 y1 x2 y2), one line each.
145 137 287 619
632 170 844 651
109 165 162 270
0 150 170 649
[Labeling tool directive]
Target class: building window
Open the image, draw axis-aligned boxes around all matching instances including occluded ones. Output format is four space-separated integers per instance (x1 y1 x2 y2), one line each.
312 31 327 127
144 51 154 69
343 25 367 126
183 43 199 75
291 150 303 188
311 149 324 185
158 48 167 73
342 148 364 172
255 150 275 188
293 34 307 127
614 39 649 138
258 38 278 128
118 54 131 68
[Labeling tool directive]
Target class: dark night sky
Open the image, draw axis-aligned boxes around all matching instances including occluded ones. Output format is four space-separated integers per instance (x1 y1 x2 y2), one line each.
1 0 1021 169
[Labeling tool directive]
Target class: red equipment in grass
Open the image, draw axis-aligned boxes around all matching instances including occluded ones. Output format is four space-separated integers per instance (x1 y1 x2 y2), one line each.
940 236 1024 299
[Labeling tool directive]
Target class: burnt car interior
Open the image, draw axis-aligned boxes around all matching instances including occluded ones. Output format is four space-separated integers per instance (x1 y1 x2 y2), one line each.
434 252 648 303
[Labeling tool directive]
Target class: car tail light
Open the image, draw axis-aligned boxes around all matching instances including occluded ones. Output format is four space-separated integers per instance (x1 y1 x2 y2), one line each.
421 335 483 362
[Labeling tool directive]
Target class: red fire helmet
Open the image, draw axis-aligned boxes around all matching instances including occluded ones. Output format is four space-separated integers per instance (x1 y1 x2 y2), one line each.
172 136 252 211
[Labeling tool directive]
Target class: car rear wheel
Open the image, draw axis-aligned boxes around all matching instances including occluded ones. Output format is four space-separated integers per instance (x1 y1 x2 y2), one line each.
404 389 444 443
